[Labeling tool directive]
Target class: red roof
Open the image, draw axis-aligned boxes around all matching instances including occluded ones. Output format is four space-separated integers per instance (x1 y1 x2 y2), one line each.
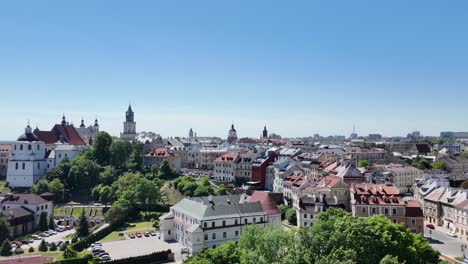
351 183 404 205
34 124 85 145
405 200 423 217
215 152 240 163
250 191 282 216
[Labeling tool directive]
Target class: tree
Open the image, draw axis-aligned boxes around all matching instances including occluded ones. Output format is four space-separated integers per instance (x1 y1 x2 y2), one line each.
216 184 227 195
110 140 132 169
358 160 369 168
76 210 89 237
431 161 447 171
128 142 144 172
91 185 102 202
31 179 50 194
92 132 113 166
48 216 55 229
152 219 159 228
158 160 174 179
278 204 288 220
39 212 48 231
28 247 34 253
111 172 160 213
38 239 48 252
0 239 12 256
105 203 128 224
68 156 100 192
49 242 57 251
48 178 65 203
461 151 468 159
186 241 240 264
285 208 297 225
460 180 468 189
380 255 400 264
0 214 12 244
99 166 117 186
99 185 112 207
45 157 72 187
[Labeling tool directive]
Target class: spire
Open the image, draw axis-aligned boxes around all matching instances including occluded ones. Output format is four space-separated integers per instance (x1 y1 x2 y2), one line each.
25 121 32 134
80 117 85 128
94 117 99 127
34 124 39 132
62 113 66 125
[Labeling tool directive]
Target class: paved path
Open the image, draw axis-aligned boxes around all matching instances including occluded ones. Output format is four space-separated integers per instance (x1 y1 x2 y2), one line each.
424 225 467 259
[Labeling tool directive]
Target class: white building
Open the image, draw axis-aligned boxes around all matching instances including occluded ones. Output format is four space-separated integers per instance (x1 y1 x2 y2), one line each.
159 192 281 255
6 124 47 187
46 143 84 169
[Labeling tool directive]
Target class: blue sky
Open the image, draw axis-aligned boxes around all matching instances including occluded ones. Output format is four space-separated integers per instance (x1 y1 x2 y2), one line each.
1 0 467 140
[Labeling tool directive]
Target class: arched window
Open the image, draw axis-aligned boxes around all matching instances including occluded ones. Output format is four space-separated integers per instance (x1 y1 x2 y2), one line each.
20 145 23 150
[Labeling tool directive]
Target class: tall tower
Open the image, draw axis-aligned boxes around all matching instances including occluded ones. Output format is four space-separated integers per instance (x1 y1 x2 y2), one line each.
227 124 238 144
262 125 268 138
121 104 137 140
189 128 194 139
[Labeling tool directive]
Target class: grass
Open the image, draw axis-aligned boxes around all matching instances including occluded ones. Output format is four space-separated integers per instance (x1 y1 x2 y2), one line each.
9 248 64 261
101 221 155 243
53 206 104 218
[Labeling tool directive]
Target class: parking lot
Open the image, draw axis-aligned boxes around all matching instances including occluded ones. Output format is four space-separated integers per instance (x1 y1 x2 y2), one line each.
102 234 183 263
14 229 75 250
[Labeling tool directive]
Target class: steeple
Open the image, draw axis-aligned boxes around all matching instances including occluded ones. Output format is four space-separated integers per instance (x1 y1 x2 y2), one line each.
80 117 85 128
25 121 32 134
61 113 66 125
34 124 39 133
94 117 99 127
189 128 194 139
126 104 134 122
262 125 268 138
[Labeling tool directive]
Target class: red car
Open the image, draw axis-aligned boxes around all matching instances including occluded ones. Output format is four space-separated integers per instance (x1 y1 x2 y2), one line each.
136 232 142 238
426 224 435 229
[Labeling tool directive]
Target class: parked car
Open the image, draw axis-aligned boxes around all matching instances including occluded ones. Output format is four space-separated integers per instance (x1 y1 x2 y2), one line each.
136 232 142 238
39 233 49 237
100 256 111 261
28 238 35 244
56 241 63 247
21 240 29 245
144 232 150 237
150 231 157 236
447 231 457 237
94 241 102 246
129 233 135 239
426 224 435 229
55 227 64 232
32 235 41 240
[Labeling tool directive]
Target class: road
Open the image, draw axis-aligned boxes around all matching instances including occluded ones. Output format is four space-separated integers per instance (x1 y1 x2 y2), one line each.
424 225 466 259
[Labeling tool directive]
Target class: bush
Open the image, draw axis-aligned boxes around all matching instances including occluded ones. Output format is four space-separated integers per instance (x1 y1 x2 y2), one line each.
50 243 58 251
285 208 297 225
28 247 35 253
278 204 288 220
60 243 67 251
0 239 12 256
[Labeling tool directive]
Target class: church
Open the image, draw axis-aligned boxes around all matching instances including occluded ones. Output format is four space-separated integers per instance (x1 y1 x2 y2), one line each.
120 104 137 140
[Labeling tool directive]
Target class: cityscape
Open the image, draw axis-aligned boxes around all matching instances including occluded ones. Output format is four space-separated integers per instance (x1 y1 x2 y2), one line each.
1 1 468 264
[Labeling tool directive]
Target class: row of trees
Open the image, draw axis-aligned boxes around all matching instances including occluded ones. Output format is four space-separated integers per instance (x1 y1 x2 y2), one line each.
186 209 440 264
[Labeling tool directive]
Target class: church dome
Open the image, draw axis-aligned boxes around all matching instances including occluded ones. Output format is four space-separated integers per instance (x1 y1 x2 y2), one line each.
17 132 40 142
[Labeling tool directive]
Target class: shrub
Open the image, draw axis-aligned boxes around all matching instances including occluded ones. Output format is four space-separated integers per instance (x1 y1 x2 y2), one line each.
50 243 58 251
38 239 48 252
28 247 35 253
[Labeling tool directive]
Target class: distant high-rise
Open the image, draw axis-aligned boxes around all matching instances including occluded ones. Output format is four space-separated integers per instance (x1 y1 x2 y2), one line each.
121 104 137 140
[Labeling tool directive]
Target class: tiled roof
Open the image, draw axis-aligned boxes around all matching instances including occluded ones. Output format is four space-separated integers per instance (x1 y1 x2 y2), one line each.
35 124 86 145
146 148 177 158
405 200 423 217
351 183 404 205
0 193 48 205
249 191 282 215
215 152 240 163
34 131 59 144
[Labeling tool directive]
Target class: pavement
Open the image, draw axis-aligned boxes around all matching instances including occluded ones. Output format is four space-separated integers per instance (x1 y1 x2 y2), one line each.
14 229 76 250
101 233 183 263
424 224 467 259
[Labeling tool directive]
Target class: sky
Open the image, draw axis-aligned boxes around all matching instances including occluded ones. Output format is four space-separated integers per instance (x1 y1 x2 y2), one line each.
1 0 467 140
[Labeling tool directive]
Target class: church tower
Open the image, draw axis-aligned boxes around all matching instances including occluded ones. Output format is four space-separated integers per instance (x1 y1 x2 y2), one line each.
120 104 137 140
189 128 194 139
227 124 238 144
262 125 268 138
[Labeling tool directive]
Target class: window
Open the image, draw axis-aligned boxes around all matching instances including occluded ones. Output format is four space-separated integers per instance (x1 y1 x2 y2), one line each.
204 222 207 228
372 208 376 214
304 222 307 226
59 154 62 158
223 220 226 226
253 218 256 223
235 219 238 225
260 217 263 222
168 230 171 235
384 208 389 215
20 145 23 150
411 219 416 225
392 219 397 224
212 233 216 239
37 145 40 150
212 222 215 228
15 163 18 170
204 234 208 241
223 232 227 238
28 145 31 150
235 231 239 236
22 163 25 170
392 208 397 215
304 214 307 219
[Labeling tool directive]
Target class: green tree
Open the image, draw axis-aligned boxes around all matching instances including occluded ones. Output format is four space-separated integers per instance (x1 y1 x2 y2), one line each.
91 184 102 201
112 172 160 213
158 160 174 179
49 242 57 251
128 142 144 172
110 140 132 169
38 239 48 252
48 216 55 229
105 202 128 224
68 156 100 192
93 131 113 166
76 210 89 237
186 241 240 264
48 178 65 203
358 160 369 168
380 255 400 264
418 160 431 170
285 208 297 225
31 179 50 194
461 151 468 159
45 157 72 186
0 214 12 244
216 184 227 195
0 239 12 256
431 161 447 170
39 212 48 231
99 185 112 207
99 166 117 186
28 247 34 253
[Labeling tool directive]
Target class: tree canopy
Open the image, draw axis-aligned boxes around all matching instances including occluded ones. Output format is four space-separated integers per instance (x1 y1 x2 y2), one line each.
186 208 440 264
0 214 12 244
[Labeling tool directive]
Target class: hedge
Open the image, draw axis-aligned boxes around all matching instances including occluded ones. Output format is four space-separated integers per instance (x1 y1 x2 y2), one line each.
97 250 173 264
49 257 89 264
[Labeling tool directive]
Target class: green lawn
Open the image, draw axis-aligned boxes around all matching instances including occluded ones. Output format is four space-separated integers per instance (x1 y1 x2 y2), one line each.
101 221 155 243
53 206 104 218
160 182 185 205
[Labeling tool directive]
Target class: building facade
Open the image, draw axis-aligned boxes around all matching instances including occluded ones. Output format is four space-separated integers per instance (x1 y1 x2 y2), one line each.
0 144 11 177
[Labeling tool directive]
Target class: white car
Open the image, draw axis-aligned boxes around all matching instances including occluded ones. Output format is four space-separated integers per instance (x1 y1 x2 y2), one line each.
447 231 457 237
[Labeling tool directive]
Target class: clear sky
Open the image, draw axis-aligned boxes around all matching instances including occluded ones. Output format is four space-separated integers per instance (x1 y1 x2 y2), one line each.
1 0 467 140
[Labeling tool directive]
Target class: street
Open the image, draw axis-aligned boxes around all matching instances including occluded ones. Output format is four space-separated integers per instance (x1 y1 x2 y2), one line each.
424 225 467 259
